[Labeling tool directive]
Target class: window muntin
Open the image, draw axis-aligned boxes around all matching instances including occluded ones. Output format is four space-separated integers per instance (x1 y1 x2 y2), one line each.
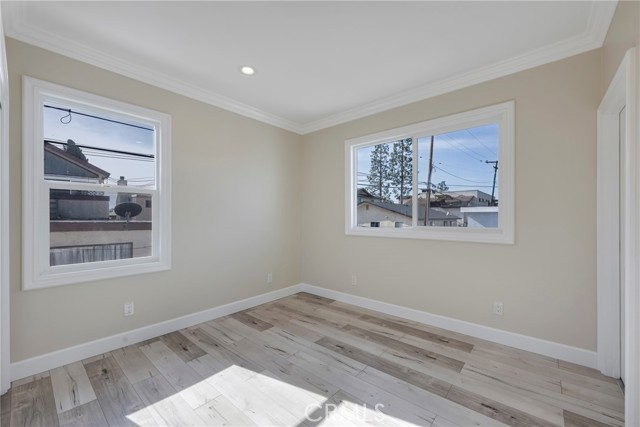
346 102 514 244
23 77 171 289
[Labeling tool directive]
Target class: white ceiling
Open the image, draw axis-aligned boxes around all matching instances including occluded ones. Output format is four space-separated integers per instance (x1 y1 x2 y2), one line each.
2 1 617 134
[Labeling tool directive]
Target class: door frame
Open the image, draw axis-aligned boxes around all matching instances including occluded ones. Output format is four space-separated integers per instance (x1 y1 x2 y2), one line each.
0 5 9 395
597 47 638 424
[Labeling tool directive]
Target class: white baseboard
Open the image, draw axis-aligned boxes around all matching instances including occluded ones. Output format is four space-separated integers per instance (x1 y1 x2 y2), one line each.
10 282 597 384
299 284 598 369
10 284 302 382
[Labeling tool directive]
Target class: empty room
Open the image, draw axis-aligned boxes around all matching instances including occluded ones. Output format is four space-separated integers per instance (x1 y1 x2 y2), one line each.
0 1 638 426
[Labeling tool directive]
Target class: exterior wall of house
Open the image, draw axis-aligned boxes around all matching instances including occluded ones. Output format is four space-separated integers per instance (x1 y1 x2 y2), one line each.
131 194 152 221
461 207 499 228
301 49 602 350
7 38 302 362
357 203 411 227
50 228 152 259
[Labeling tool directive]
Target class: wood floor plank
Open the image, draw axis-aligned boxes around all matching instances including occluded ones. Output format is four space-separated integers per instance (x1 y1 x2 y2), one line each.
206 363 307 426
431 415 461 427
266 303 392 356
232 336 340 398
111 345 160 384
563 409 615 427
560 381 624 413
49 361 96 414
282 300 415 343
198 319 245 344
559 361 619 385
470 345 559 371
271 301 345 330
194 394 258 426
236 321 369 377
83 355 152 427
460 366 623 427
10 377 59 427
133 374 208 426
229 311 274 332
294 292 335 305
220 317 300 357
81 353 111 366
247 305 302 327
316 336 452 398
1 390 11 427
327 389 409 426
357 366 506 427
377 348 567 426
159 331 207 363
447 385 560 427
139 340 218 409
358 314 475 353
341 324 465 373
289 350 437 426
246 369 326 419
57 400 108 427
261 313 326 342
11 372 52 389
301 395 360 427
182 326 266 373
462 360 562 393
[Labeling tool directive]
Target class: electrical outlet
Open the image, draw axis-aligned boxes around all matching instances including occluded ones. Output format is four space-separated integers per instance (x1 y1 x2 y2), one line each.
124 302 134 317
267 272 273 284
351 275 358 287
493 301 504 316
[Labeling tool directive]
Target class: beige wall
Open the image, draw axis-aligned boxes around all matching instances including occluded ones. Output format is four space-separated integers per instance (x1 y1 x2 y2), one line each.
7 38 302 362
602 0 640 90
300 50 602 350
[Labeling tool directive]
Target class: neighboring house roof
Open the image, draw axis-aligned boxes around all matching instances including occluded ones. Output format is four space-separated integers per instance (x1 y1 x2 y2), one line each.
430 194 476 208
357 188 384 201
359 200 460 221
44 142 110 181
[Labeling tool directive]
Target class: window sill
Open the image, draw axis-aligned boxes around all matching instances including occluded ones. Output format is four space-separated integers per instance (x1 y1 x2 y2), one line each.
23 258 171 291
345 226 514 244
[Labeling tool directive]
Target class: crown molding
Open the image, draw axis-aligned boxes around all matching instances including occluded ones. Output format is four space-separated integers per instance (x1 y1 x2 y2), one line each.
1 2 303 134
298 0 618 134
2 1 617 135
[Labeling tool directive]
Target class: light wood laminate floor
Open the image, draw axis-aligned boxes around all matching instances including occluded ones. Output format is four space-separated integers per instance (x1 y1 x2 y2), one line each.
1 292 624 426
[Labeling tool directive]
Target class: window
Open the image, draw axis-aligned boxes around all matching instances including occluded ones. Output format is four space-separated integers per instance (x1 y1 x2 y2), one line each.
345 101 514 244
23 77 171 289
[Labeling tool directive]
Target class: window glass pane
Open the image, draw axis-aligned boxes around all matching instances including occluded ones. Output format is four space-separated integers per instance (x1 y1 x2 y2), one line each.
49 188 152 267
43 103 155 187
356 138 413 228
416 124 499 228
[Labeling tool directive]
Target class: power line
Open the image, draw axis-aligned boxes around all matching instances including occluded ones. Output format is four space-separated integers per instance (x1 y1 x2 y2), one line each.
45 139 154 159
433 166 493 183
465 128 497 157
45 105 154 131
440 134 485 162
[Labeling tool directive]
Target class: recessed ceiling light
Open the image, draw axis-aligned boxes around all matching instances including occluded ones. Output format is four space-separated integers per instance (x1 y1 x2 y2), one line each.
240 66 255 76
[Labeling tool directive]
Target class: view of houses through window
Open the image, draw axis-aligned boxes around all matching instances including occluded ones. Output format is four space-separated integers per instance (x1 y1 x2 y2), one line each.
356 123 499 229
44 103 155 267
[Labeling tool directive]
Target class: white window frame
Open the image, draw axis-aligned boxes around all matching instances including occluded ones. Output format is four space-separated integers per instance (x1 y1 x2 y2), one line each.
23 76 172 290
345 101 514 244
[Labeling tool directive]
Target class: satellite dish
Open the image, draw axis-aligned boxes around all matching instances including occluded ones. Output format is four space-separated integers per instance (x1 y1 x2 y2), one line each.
114 202 142 219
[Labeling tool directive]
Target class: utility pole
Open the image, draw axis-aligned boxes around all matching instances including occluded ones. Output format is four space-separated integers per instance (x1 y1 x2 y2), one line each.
486 160 498 206
424 135 435 226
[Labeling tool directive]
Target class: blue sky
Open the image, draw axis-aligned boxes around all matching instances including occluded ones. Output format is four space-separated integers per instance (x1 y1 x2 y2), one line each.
43 103 156 188
357 123 499 201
